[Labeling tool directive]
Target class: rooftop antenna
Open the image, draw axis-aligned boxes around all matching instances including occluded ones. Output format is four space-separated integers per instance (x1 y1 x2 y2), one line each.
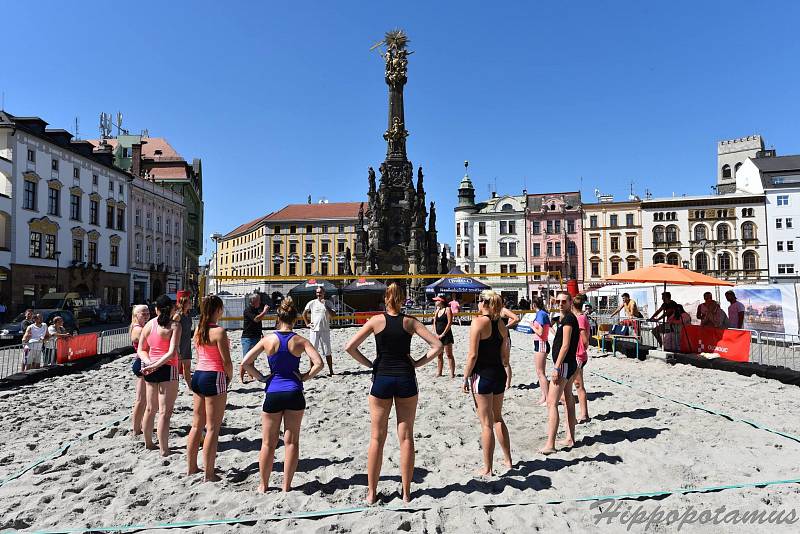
645 188 653 200
74 117 80 140
99 112 112 139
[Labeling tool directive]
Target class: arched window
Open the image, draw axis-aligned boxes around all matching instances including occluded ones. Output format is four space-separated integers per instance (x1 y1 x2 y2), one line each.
610 256 621 275
653 253 666 264
653 225 665 243
501 203 513 212
694 224 707 241
722 164 731 179
695 252 709 271
716 224 730 241
718 252 732 271
742 221 755 240
743 250 757 271
666 225 678 243
667 252 680 265
734 162 742 176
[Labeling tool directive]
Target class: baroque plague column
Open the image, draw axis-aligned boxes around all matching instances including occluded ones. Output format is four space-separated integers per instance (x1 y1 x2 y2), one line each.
355 30 439 279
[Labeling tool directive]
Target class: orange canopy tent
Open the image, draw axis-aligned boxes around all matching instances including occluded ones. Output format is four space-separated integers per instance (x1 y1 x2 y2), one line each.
606 263 734 290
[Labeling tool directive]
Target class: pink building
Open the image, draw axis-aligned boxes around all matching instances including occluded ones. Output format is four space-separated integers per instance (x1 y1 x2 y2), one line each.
525 192 583 296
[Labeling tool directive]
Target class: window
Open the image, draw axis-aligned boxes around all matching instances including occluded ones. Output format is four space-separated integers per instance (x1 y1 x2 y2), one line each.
742 251 756 271
321 263 329 276
70 193 81 220
778 264 795 275
156 216 161 232
110 243 119 266
24 181 37 210
567 220 575 233
479 243 487 257
321 242 329 254
290 225 297 234
463 222 470 236
92 174 98 186
135 209 141 227
29 232 42 257
776 218 783 229
464 244 470 257
787 218 794 229
567 241 577 256
273 225 281 234
73 238 83 262
135 243 141 263
289 242 297 254
273 262 281 275
44 234 56 259
554 242 561 256
721 165 731 179
610 236 620 252
626 236 636 251
547 242 553 256
73 167 80 180
742 222 755 240
590 237 599 253
789 241 796 252
591 261 600 277
627 259 636 271
554 220 561 234
777 195 789 206
337 241 345 253
589 215 598 229
509 264 517 275
27 149 35 162
666 225 678 243
456 224 460 236
117 207 125 230
716 224 729 241
146 244 151 263
499 242 507 257
338 225 344 233
88 241 98 264
273 242 281 254
546 220 553 234
107 205 115 228
695 252 709 271
667 253 680 266
289 263 297 276
90 200 99 225
653 253 666 264
694 225 707 241
305 261 313 275
48 187 60 216
777 241 784 252
532 221 541 234
500 264 508 277
51 159 59 171
479 264 487 275
478 222 486 235
742 208 753 217
306 225 313 234
653 226 665 243
609 215 618 227
108 180 114 193
626 213 634 227
119 183 124 195
456 244 461 257
305 242 313 254
510 242 517 256
532 243 541 257
694 210 705 219
611 260 620 275
718 252 731 271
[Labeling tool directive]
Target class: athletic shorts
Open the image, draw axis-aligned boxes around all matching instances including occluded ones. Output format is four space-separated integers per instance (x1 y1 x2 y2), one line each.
132 357 143 377
310 330 332 357
533 339 550 353
577 357 588 369
553 360 578 381
143 364 179 383
470 372 506 395
263 390 306 413
370 374 418 399
192 370 228 397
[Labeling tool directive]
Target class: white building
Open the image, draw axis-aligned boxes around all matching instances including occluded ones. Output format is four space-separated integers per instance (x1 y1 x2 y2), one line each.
641 193 768 282
454 169 527 303
129 175 186 303
716 135 764 194
0 112 131 312
734 154 800 282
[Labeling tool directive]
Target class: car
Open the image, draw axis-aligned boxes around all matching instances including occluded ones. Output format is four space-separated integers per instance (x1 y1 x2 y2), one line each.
0 310 79 345
94 304 126 324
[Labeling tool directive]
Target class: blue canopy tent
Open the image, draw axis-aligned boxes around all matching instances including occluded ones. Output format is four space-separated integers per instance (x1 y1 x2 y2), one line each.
424 267 491 295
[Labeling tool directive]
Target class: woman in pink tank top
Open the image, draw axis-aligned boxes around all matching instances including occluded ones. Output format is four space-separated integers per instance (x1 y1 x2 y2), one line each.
129 305 150 437
187 295 233 481
138 295 181 456
572 294 591 424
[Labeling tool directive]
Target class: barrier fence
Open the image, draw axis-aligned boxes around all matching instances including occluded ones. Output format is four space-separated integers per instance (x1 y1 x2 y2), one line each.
0 327 133 381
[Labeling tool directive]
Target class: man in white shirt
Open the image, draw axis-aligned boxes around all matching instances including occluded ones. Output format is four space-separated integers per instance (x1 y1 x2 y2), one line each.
22 313 50 371
303 287 335 375
725 290 745 329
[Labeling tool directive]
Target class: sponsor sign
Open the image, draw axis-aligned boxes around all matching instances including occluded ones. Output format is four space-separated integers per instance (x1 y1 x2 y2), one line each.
56 333 99 364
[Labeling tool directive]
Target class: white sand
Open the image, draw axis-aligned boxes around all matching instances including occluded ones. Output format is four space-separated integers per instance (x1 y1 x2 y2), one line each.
2 326 800 533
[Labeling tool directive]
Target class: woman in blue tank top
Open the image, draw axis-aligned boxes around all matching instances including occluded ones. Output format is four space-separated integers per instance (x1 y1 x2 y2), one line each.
345 283 443 504
241 297 324 493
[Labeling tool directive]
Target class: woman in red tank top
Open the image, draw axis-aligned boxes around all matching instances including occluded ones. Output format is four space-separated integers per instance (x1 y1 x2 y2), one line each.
138 295 182 456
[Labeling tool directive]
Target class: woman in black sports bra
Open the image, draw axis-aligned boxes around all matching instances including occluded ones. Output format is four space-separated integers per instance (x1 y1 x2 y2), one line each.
463 290 513 475
345 283 443 504
431 295 455 377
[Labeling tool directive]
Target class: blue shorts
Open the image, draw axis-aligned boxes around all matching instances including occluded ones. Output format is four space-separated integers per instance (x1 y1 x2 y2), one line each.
470 372 506 395
533 339 550 353
192 370 228 397
370 374 418 399
143 364 178 383
132 357 143 377
263 390 306 413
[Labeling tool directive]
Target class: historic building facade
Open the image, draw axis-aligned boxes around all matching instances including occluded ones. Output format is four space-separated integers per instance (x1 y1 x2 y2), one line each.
0 112 130 312
716 135 764 194
525 192 583 293
582 197 643 289
354 31 439 278
641 194 768 281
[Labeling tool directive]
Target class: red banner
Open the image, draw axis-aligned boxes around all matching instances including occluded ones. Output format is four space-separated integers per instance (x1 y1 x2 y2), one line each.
679 325 751 362
56 333 99 364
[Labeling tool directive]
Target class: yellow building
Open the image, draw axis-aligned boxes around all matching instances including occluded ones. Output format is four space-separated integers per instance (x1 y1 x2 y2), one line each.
582 198 643 289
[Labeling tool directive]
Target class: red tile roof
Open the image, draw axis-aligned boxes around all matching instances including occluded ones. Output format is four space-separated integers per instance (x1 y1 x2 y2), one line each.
265 202 363 222
87 137 182 159
147 166 188 179
223 214 270 238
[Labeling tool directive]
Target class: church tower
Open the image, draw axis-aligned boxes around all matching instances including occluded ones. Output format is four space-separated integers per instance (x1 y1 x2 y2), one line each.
355 30 439 278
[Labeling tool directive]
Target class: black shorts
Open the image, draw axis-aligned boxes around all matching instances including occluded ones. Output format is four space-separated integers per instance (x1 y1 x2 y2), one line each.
132 357 143 377
577 358 588 370
470 372 507 395
263 390 306 413
370 374 418 399
554 360 578 381
533 339 550 353
192 370 228 397
143 364 178 383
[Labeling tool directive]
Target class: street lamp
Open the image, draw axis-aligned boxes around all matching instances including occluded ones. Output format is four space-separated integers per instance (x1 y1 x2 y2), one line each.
210 232 222 294
53 251 62 292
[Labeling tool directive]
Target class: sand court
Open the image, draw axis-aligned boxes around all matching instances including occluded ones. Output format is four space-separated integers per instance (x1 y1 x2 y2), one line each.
2 326 800 533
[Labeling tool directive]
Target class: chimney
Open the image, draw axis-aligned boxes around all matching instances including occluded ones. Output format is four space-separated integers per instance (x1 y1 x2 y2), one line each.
131 142 143 177
93 140 115 167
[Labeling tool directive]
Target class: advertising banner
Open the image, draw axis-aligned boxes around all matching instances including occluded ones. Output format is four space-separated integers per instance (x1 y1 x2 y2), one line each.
56 333 99 364
679 325 751 362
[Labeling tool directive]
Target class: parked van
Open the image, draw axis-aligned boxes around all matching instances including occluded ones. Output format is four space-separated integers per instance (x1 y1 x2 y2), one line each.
39 292 101 326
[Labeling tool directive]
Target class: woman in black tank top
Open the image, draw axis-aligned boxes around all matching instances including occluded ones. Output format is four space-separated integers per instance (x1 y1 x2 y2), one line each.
431 296 455 378
462 290 513 476
345 283 443 504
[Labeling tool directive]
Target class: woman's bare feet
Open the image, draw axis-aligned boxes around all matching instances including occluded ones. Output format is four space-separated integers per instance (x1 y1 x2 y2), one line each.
145 442 158 451
558 439 574 448
475 468 492 477
205 473 221 482
502 458 513 469
160 448 173 457
538 446 556 455
537 399 547 406
366 490 378 505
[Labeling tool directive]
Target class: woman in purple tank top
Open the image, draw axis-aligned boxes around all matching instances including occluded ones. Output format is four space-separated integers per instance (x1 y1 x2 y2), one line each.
241 297 323 493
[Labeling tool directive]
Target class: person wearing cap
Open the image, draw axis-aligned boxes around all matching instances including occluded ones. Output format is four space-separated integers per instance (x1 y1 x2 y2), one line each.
432 295 455 377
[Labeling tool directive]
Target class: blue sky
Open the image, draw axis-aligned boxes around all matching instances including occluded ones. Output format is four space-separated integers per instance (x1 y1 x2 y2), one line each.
4 1 800 262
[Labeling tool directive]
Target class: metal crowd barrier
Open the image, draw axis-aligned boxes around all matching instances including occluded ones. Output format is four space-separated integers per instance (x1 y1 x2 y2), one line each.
756 331 800 371
97 328 130 355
